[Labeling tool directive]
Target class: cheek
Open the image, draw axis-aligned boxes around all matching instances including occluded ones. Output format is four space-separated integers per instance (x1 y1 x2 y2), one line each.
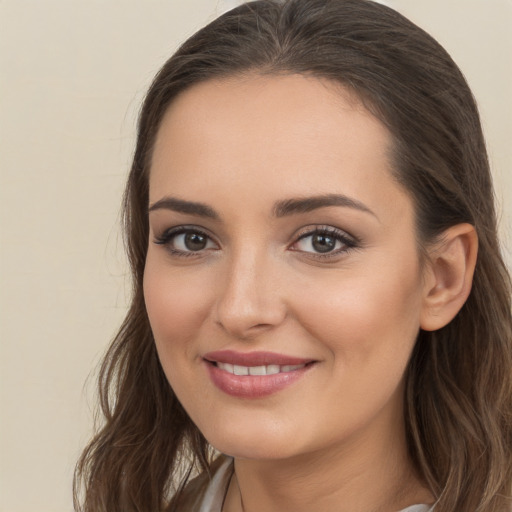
293 260 423 368
142 257 219 418
143 257 214 356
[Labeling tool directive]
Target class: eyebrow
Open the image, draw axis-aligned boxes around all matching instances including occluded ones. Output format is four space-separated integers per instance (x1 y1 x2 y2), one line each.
273 193 377 219
148 197 219 219
148 193 377 220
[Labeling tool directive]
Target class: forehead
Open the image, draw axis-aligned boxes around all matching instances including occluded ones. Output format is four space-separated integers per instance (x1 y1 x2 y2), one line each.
153 74 381 164
149 74 410 224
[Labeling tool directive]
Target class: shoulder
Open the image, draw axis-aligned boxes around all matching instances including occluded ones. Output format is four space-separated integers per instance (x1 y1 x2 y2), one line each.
169 456 233 512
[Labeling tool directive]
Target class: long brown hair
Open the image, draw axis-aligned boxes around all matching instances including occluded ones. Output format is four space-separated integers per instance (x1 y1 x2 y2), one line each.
74 1 512 510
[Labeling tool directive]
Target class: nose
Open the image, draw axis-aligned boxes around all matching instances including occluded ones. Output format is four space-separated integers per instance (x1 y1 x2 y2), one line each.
213 249 287 340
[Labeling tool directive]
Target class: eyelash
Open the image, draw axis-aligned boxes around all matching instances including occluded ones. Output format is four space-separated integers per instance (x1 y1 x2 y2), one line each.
153 225 359 259
154 226 217 258
290 226 359 259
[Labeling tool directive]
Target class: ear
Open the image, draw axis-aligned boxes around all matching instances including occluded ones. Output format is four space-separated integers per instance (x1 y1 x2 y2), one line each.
420 223 478 332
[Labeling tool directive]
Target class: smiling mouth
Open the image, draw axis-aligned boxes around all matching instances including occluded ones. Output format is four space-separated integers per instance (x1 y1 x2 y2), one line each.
203 351 316 398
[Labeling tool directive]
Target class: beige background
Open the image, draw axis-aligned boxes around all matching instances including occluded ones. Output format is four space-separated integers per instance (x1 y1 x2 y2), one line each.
0 1 510 511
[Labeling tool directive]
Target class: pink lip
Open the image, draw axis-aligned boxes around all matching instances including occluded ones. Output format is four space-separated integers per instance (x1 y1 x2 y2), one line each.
203 350 316 399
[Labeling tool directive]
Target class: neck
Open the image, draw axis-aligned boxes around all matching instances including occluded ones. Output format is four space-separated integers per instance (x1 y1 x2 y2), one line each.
222 409 433 512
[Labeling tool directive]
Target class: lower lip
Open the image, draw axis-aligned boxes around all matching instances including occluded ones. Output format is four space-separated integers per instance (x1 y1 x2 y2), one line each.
205 361 313 398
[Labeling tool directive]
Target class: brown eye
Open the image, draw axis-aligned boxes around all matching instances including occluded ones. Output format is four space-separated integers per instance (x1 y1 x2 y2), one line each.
291 226 357 257
294 231 343 254
184 232 208 251
172 231 217 252
154 227 218 254
311 233 337 253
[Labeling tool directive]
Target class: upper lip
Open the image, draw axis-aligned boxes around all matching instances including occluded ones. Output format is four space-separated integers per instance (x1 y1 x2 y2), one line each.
203 350 314 366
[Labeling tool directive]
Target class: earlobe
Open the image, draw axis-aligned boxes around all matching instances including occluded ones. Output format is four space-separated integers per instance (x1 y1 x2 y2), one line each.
420 223 478 332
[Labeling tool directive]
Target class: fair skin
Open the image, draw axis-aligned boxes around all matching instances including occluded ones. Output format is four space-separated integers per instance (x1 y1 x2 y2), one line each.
144 74 477 512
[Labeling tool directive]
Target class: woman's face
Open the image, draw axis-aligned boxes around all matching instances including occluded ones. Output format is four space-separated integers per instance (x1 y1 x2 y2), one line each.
144 74 430 460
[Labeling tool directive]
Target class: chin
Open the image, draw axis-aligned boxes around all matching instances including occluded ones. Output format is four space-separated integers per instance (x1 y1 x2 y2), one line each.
198 419 304 461
211 438 297 461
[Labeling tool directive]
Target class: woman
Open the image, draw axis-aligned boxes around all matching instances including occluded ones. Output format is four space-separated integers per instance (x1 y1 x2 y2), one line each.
74 1 512 511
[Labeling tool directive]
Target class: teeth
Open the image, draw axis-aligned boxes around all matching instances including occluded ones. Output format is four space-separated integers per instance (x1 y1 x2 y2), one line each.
218 362 234 373
216 362 306 376
266 364 280 375
249 365 266 376
281 364 304 372
233 364 249 376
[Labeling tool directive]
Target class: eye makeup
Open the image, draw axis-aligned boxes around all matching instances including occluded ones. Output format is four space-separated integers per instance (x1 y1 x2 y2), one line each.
290 225 360 259
152 222 361 261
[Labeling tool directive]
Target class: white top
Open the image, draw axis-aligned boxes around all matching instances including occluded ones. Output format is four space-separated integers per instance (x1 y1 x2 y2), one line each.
198 458 434 512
